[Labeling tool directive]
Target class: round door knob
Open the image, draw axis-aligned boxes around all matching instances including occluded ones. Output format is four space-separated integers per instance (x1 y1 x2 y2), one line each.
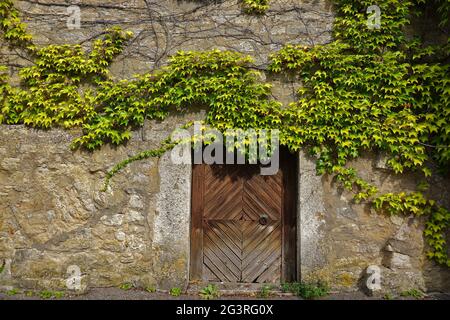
259 214 268 226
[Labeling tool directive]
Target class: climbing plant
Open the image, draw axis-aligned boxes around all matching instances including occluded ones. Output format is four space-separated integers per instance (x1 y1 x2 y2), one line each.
0 0 34 51
268 0 450 266
242 0 270 14
0 0 449 266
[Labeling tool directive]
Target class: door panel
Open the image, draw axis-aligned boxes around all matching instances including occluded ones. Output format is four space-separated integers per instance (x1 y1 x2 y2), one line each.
241 220 282 283
243 174 282 221
204 165 244 220
191 148 297 284
203 220 242 283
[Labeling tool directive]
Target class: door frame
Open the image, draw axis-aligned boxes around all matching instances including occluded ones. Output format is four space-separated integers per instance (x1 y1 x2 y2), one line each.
189 148 298 283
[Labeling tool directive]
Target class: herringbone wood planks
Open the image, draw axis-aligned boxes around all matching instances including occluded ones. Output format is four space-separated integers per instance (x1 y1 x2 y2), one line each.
190 149 297 284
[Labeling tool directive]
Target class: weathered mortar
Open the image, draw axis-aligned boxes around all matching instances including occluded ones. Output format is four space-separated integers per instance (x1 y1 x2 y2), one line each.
1 0 449 294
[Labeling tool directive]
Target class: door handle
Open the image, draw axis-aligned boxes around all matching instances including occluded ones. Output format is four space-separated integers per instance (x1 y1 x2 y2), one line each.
259 214 268 226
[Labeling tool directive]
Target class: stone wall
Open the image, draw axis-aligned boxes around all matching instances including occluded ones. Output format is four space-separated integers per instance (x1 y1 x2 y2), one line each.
299 152 450 294
1 0 333 84
1 0 449 294
1 127 449 294
0 113 200 290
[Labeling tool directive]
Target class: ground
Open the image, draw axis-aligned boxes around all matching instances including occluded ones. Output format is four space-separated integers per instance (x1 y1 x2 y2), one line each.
0 287 449 300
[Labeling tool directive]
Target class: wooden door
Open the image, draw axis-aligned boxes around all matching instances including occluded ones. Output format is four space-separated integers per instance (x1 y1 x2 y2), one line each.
190 149 297 284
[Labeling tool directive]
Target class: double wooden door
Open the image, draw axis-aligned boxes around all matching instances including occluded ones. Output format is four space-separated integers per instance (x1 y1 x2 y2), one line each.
190 149 297 284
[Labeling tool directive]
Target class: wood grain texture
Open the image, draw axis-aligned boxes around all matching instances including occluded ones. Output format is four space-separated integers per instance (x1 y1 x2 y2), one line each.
190 163 204 281
191 148 297 284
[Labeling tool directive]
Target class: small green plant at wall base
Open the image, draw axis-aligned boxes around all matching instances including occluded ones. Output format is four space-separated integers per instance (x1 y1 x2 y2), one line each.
119 283 134 291
281 281 329 300
146 286 157 293
39 290 53 299
38 290 65 299
199 284 220 300
6 288 19 296
170 287 182 297
401 289 425 299
25 291 34 297
383 293 394 300
257 284 274 298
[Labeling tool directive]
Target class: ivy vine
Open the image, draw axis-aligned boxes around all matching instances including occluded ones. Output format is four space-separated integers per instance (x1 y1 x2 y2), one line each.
269 0 450 266
0 0 449 267
242 0 270 14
